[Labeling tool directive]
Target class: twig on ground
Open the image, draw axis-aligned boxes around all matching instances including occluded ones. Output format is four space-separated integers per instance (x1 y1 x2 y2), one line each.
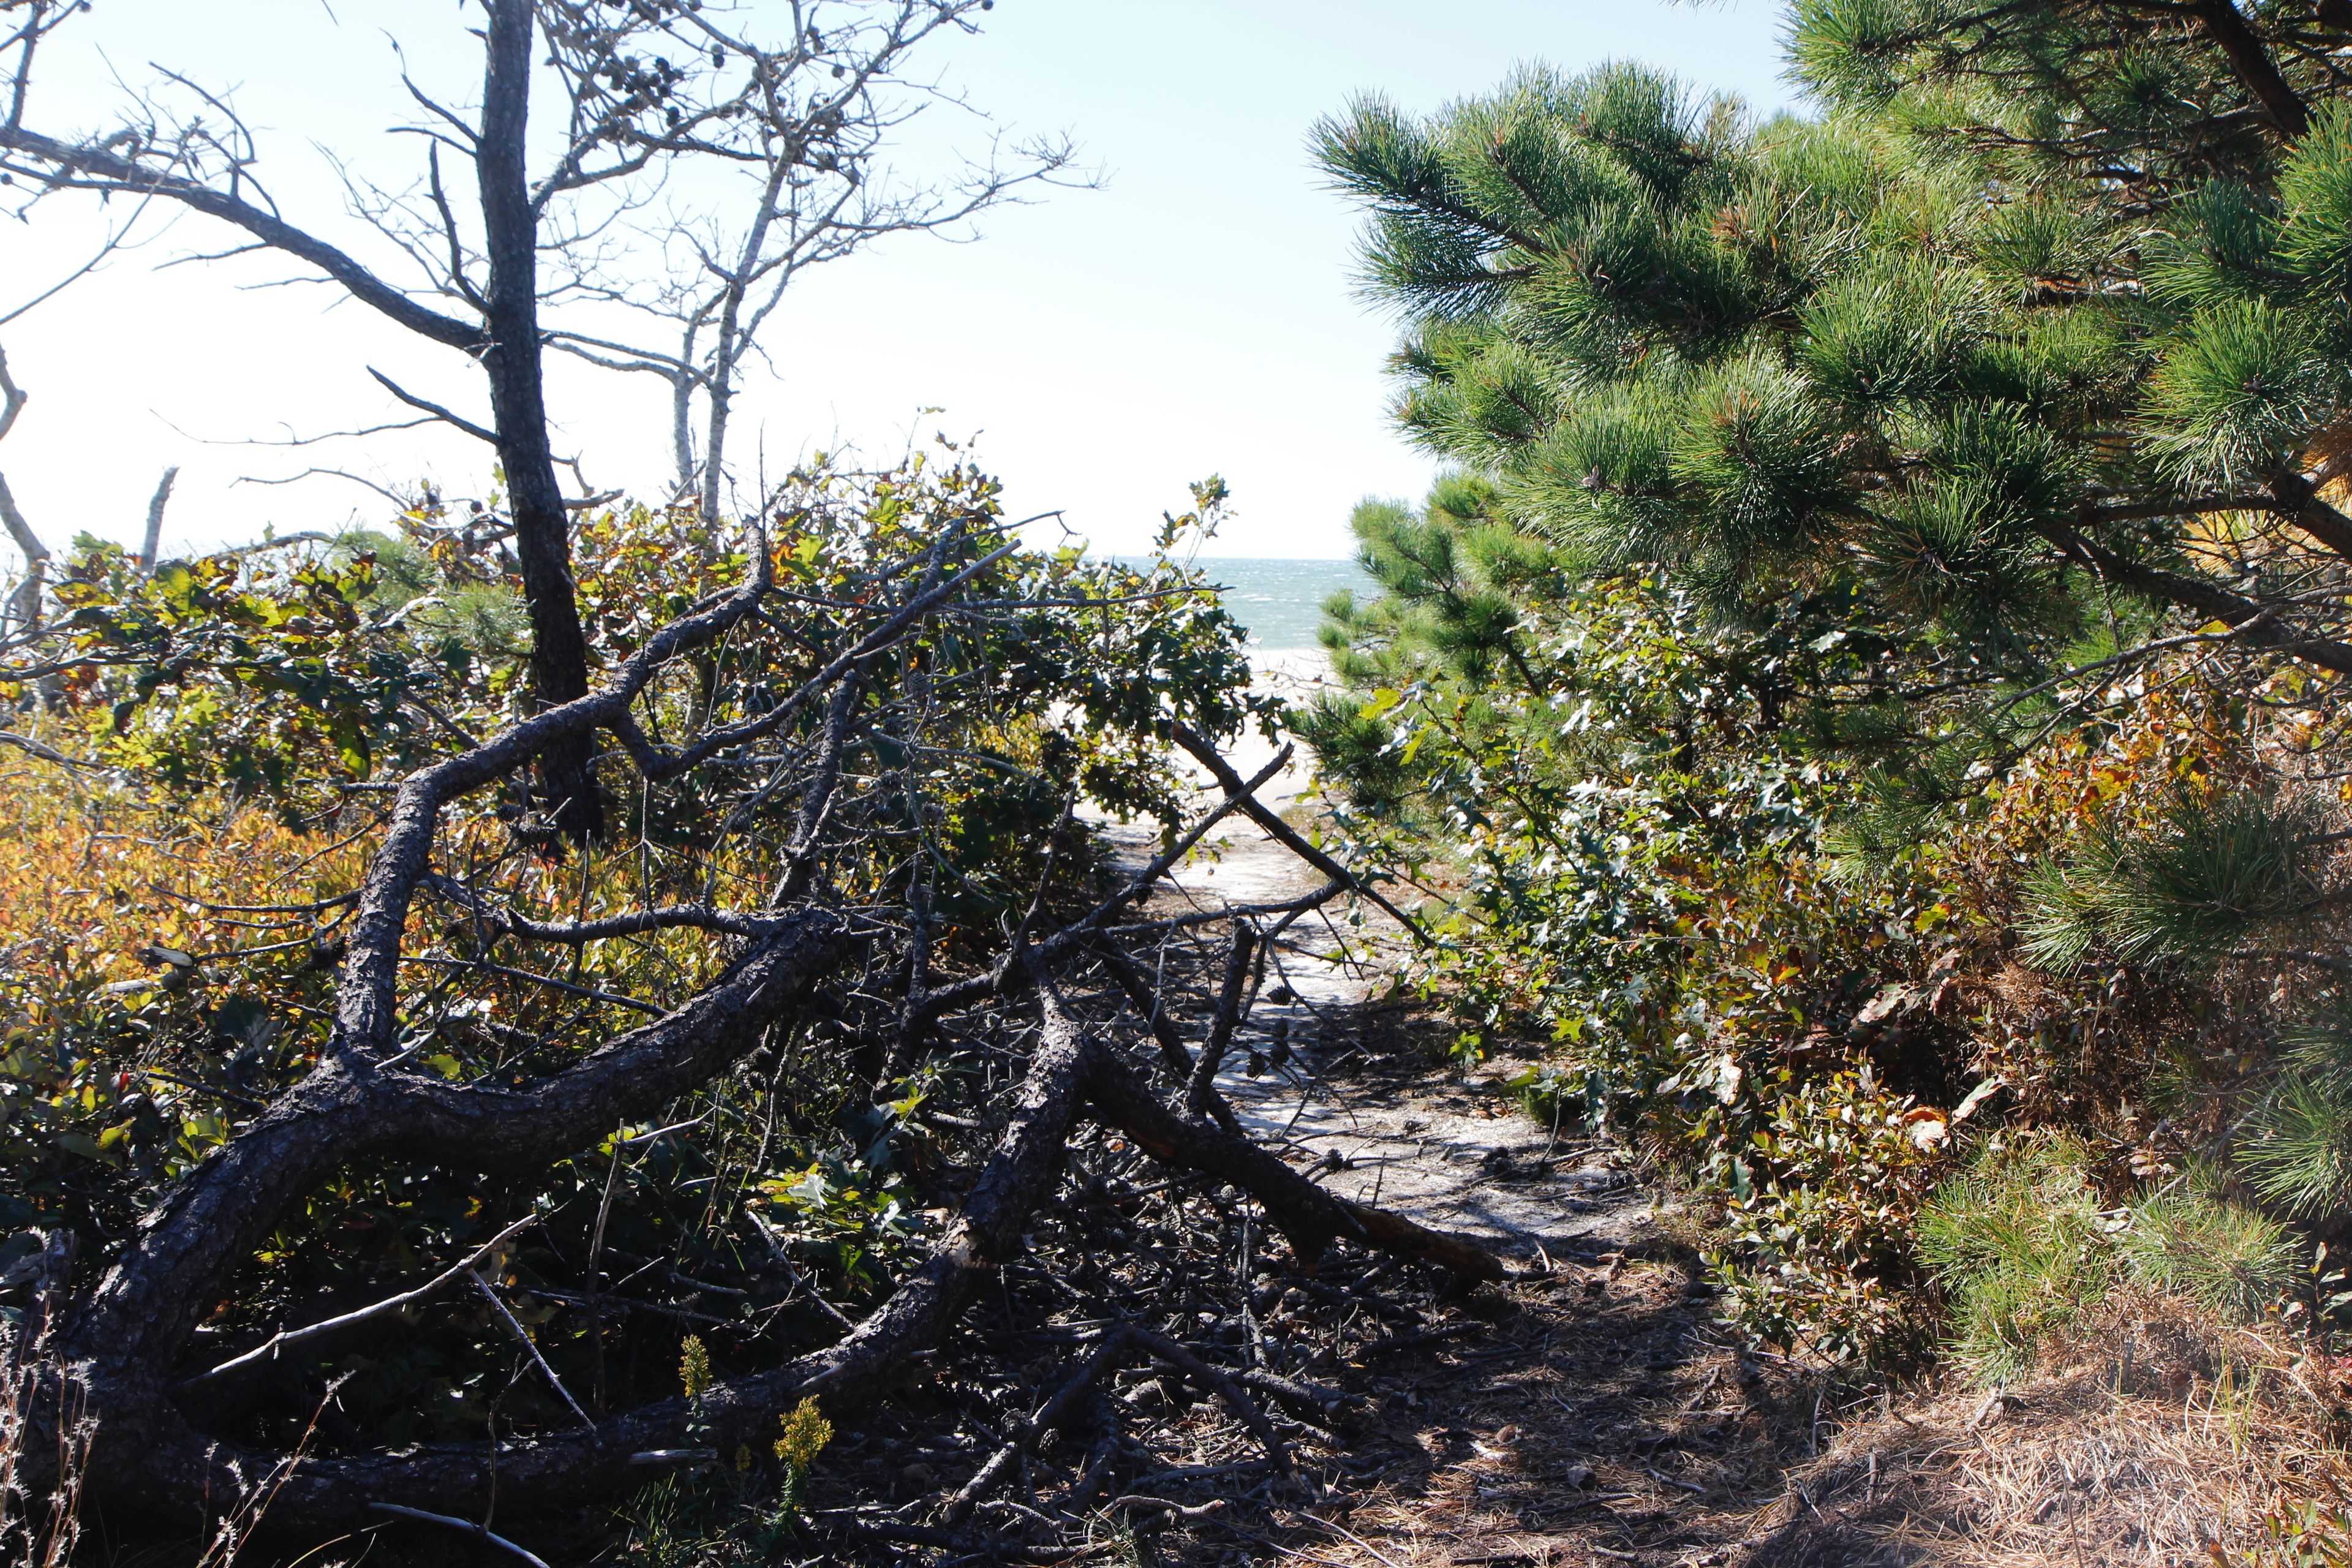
472 1273 594 1429
366 1504 552 1568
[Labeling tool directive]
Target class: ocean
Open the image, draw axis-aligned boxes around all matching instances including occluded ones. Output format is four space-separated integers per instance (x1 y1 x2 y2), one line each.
1120 556 1373 656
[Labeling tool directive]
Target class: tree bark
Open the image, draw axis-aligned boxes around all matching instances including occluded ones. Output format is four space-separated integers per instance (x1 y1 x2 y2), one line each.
2043 518 2352 674
62 912 853 1409
48 959 1506 1539
1082 1026 1510 1283
2193 0 2310 137
478 0 598 839
135 466 178 576
72 942 1087 1534
0 472 47 635
0 352 45 637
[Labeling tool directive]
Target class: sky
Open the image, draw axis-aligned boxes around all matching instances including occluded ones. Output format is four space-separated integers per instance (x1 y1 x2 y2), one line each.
0 1 1801 562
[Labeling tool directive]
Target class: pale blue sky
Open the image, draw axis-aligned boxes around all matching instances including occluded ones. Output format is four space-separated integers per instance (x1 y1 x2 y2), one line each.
0 1 1800 560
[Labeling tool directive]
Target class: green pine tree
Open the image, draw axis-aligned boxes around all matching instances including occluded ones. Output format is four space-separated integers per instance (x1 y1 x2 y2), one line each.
1303 5 2352 1352
1313 10 2352 969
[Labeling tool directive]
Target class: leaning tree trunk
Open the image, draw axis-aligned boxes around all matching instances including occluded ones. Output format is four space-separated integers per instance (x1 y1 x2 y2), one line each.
28 957 1506 1539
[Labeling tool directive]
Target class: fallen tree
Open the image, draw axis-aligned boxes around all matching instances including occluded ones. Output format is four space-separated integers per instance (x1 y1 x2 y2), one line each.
0 481 1503 1556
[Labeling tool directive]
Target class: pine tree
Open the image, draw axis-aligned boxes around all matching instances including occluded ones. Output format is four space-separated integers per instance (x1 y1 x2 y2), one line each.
1313 11 2352 968
1321 23 2352 647
1303 10 2352 1333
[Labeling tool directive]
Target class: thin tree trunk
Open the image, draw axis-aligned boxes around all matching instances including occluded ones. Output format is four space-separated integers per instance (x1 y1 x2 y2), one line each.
700 364 735 522
671 360 697 500
478 0 600 840
0 353 42 638
136 466 178 575
697 159 791 522
0 472 48 635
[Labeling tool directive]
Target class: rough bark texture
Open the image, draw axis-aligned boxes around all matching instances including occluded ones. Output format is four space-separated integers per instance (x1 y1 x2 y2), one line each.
6 545 1507 1545
84 952 1093 1536
65 913 851 1406
38 932 1503 1537
478 0 598 839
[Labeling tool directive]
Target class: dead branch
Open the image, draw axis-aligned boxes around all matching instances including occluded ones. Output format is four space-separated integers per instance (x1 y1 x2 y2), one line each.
940 1325 1136 1524
1188 923 1258 1115
365 1504 552 1568
175 1211 543 1393
1082 1027 1510 1283
470 1274 594 1430
1173 722 1431 941
1 514 1509 1554
134 466 178 575
1122 1322 1290 1472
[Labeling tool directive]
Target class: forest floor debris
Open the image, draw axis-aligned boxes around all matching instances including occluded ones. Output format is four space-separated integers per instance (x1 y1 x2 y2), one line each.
768 796 2352 1568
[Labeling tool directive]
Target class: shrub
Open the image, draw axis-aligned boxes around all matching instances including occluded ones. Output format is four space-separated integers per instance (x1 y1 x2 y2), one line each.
2120 1187 2302 1323
2241 1065 2352 1221
1918 1137 2112 1384
1913 1140 2299 1384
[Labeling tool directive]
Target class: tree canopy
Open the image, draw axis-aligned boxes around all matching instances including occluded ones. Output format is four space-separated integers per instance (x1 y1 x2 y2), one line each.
1303 3 2352 1368
1316 8 2352 800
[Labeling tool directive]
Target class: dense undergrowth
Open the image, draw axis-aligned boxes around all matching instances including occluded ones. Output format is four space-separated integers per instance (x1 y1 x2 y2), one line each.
1295 0 2352 1479
21 0 2352 1558
1305 537 2328 1373
0 448 1291 1559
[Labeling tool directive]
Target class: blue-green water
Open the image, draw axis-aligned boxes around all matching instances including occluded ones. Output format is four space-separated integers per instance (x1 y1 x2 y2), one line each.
1121 557 1372 654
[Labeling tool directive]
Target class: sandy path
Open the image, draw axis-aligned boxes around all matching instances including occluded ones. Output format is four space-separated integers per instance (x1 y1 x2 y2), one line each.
1077 712 1818 1568
1096 669 1659 1265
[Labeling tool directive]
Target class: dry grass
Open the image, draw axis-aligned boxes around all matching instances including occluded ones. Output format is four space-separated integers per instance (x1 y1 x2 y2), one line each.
1213 1270 2352 1568
1746 1295 2352 1567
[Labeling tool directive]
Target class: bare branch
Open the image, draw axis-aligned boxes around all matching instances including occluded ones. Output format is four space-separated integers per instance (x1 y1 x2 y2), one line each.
1172 722 1434 943
1187 924 1257 1116
0 728 90 769
0 189 169 329
472 1273 594 1428
0 470 47 635
178 1211 541 1391
367 368 499 445
0 123 486 350
366 1505 552 1568
424 872 792 944
235 469 415 509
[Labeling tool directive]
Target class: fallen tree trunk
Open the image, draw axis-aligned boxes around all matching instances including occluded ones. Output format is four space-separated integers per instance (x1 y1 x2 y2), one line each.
3 524 1508 1552
1082 1018 1510 1283
66 971 1504 1537
99 957 1101 1532
67 911 854 1415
